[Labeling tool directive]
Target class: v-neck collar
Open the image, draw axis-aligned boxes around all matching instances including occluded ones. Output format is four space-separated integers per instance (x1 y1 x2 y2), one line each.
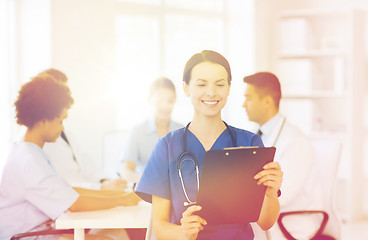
187 127 230 152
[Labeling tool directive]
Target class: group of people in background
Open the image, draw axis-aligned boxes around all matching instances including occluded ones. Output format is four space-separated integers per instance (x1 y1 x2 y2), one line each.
0 50 321 240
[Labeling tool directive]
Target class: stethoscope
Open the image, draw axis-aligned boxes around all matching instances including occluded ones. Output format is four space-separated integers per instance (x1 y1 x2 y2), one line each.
178 121 237 206
270 116 286 147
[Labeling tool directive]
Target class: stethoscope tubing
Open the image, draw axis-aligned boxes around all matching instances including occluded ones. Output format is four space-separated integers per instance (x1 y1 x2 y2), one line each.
271 116 286 147
178 121 236 206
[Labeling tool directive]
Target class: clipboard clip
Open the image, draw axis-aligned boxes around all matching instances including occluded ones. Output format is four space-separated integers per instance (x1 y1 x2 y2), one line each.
223 146 259 150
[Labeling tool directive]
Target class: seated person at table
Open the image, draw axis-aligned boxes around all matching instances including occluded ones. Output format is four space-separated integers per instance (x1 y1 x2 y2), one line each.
121 77 183 182
16 68 126 191
0 75 140 240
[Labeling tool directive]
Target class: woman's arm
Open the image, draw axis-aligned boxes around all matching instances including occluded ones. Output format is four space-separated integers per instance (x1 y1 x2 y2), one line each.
255 162 283 230
73 187 127 196
152 196 206 240
100 178 128 191
69 188 141 212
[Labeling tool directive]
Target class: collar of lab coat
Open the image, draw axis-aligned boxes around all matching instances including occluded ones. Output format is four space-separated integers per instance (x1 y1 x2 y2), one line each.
146 117 157 135
260 113 285 147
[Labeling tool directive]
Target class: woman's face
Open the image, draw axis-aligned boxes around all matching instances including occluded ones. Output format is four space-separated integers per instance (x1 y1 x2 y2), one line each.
184 61 230 118
243 84 267 125
42 108 68 142
151 87 176 121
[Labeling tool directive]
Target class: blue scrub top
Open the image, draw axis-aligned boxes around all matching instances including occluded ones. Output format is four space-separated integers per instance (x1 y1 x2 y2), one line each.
136 125 263 240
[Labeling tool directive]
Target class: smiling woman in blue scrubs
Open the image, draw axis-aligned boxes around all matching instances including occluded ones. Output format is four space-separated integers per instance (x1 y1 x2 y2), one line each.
135 50 283 240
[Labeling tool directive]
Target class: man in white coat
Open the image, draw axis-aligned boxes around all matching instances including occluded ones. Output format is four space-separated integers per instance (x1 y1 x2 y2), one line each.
243 72 323 240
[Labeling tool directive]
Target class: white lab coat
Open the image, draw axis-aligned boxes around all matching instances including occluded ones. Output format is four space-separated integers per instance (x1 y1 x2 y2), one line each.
252 113 323 240
42 129 104 189
0 142 79 240
16 127 104 189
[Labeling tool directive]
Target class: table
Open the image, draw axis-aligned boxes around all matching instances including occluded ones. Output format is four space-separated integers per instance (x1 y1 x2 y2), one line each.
55 201 151 240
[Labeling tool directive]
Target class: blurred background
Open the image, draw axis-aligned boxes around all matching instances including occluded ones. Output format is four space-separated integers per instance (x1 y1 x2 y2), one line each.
0 0 367 237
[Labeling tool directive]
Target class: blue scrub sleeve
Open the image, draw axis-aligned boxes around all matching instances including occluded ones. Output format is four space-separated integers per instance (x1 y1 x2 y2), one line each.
135 138 171 203
251 133 264 147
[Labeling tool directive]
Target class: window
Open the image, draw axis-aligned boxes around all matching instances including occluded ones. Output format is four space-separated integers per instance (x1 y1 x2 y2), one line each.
0 0 13 172
115 15 160 127
114 0 255 130
0 0 52 172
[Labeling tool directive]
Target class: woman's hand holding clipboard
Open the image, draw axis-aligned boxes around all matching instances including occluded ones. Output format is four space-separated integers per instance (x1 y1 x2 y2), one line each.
254 161 283 199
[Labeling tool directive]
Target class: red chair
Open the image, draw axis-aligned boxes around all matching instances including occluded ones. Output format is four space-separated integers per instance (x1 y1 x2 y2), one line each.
277 137 342 240
11 229 74 240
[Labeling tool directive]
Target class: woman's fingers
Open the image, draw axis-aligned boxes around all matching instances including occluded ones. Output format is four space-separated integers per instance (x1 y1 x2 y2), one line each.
263 162 281 170
254 162 282 178
255 169 282 179
181 214 207 226
181 218 205 231
254 162 283 189
182 205 202 217
181 205 207 226
256 173 282 187
181 205 207 239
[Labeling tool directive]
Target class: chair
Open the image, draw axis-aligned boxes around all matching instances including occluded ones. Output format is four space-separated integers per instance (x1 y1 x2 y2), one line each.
11 229 74 239
102 130 129 178
9 219 75 239
277 137 342 240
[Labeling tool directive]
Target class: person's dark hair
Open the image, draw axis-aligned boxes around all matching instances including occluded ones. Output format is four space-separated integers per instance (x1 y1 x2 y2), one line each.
243 72 282 109
149 77 176 99
38 68 68 83
15 74 74 129
183 50 232 84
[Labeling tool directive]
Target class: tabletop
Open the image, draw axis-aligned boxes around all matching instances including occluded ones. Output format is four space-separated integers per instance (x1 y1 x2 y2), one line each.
55 201 151 240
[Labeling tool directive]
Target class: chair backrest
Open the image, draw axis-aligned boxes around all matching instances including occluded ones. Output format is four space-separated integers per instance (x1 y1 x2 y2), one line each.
309 137 342 239
102 130 129 178
11 229 74 239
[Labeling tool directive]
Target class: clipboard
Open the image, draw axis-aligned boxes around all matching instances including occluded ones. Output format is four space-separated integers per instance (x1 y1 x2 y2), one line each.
195 147 276 225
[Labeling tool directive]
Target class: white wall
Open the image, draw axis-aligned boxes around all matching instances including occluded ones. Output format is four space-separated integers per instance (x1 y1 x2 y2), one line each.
0 0 12 176
48 0 255 170
1 0 254 175
51 0 118 168
0 0 52 176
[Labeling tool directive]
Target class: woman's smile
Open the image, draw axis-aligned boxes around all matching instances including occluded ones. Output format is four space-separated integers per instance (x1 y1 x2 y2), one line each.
202 100 220 106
